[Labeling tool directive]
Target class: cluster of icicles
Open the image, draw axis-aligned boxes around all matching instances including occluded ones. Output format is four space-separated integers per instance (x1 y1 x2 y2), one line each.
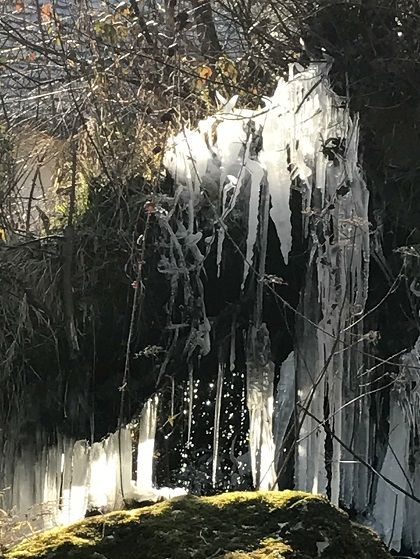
1 397 184 532
164 63 420 552
2 63 419 554
164 60 371 500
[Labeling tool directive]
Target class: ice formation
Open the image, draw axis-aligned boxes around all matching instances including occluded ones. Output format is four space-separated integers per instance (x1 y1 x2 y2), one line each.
136 394 159 490
246 324 277 490
273 351 295 471
164 61 371 503
162 62 418 551
0 398 185 532
373 332 420 553
2 63 419 553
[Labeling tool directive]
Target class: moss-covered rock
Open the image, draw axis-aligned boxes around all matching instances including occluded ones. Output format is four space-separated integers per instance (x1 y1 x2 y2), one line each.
5 491 391 559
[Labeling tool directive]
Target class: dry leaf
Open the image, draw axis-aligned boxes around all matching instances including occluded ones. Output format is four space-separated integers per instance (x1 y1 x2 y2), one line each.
198 64 213 80
40 2 53 21
15 0 24 13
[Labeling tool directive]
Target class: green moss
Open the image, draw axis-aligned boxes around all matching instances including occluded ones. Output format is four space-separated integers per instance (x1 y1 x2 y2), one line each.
5 491 391 559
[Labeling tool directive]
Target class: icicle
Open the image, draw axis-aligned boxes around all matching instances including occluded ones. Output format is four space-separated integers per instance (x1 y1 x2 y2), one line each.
163 128 210 194
242 160 265 289
88 439 110 510
340 325 372 511
216 181 230 277
246 324 277 490
187 365 194 446
372 398 409 551
259 102 292 264
216 227 225 278
170 375 175 419
43 442 63 528
86 427 132 513
273 352 295 470
230 314 236 372
117 427 135 503
372 331 420 553
244 171 277 490
216 175 238 277
67 440 90 523
11 446 36 521
287 66 370 510
58 438 75 525
136 395 159 489
212 356 224 487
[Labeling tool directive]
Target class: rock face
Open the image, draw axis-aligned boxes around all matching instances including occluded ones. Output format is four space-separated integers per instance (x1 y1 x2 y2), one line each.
5 491 391 559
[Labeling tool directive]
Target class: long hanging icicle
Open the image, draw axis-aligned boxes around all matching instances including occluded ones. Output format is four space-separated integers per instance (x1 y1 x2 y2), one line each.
230 314 237 373
136 395 159 489
187 365 194 446
245 179 277 491
212 354 224 487
373 331 420 553
289 67 370 507
273 351 295 471
246 323 277 491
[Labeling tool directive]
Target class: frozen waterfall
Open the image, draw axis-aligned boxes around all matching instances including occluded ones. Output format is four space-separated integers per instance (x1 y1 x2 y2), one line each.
2 63 419 554
162 61 419 552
